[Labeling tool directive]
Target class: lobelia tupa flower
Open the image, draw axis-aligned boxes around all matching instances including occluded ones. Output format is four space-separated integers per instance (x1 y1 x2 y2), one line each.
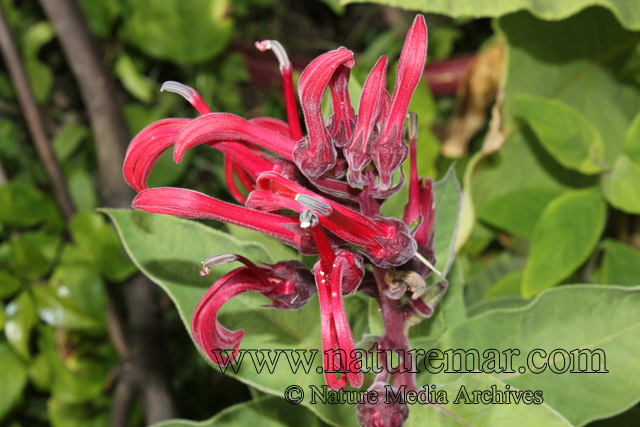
123 14 448 426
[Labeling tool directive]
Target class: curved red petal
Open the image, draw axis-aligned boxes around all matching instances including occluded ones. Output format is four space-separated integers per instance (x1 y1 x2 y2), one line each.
123 118 190 191
191 268 266 366
173 113 296 162
250 117 291 138
132 187 302 249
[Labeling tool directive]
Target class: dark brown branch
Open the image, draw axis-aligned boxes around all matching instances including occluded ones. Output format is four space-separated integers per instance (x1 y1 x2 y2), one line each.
125 274 178 424
0 7 75 220
111 371 136 427
37 0 133 208
0 159 7 184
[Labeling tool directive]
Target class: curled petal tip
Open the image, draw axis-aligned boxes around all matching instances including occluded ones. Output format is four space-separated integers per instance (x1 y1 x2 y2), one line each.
255 39 291 70
161 81 211 115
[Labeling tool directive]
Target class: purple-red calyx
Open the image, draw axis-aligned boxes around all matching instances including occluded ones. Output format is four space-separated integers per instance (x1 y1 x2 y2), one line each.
123 14 446 426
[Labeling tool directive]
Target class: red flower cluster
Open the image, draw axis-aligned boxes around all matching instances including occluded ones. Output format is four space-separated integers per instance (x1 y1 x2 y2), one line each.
123 15 440 399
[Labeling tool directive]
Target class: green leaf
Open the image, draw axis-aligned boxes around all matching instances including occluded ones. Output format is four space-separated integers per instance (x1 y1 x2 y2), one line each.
8 231 62 281
22 22 55 104
428 166 461 284
38 328 106 404
32 286 103 330
625 109 640 164
515 95 606 174
121 0 233 64
49 264 107 321
467 296 529 317
500 9 640 167
600 239 640 286
0 343 28 422
226 224 301 262
68 212 137 283
465 252 522 305
76 0 121 38
601 155 640 214
114 53 155 104
472 130 596 213
522 188 606 297
342 0 640 31
428 26 462 61
0 183 63 229
52 123 89 163
418 285 640 426
152 395 331 427
0 270 21 299
483 270 523 300
407 373 571 427
4 291 37 360
68 169 98 212
22 22 55 59
104 209 366 427
478 187 564 238
0 302 4 330
48 399 110 427
24 59 52 104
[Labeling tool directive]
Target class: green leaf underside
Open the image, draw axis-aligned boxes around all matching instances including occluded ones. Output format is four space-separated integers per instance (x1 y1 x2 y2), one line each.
339 0 640 31
522 188 606 297
152 395 331 427
427 166 461 285
406 373 572 427
418 285 640 426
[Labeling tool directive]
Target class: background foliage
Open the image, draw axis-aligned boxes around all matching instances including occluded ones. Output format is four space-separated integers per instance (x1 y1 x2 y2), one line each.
0 0 639 426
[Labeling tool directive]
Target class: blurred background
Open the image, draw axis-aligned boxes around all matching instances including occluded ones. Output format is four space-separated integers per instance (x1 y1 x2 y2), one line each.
0 0 639 426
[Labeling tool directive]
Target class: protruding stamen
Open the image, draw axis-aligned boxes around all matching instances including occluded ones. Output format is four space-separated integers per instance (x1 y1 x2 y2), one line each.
200 253 240 276
300 209 318 229
414 252 442 276
295 194 332 216
407 112 418 141
255 40 291 71
161 81 211 115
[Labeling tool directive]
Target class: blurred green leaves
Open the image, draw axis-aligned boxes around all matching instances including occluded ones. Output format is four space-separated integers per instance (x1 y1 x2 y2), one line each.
121 0 233 64
0 343 28 421
22 22 55 104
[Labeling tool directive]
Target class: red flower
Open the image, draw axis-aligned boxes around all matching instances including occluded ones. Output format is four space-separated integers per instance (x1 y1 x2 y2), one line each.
123 15 437 392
